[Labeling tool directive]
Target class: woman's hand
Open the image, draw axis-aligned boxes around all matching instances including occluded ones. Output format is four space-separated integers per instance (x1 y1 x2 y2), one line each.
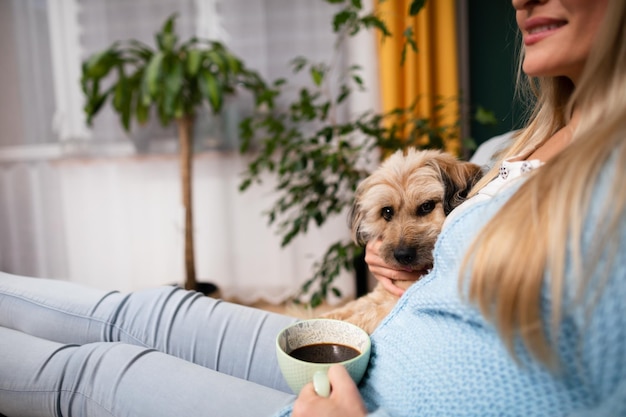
365 239 423 297
292 365 367 417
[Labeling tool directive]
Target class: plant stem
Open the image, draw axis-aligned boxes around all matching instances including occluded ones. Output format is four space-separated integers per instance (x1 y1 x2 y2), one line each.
178 115 197 291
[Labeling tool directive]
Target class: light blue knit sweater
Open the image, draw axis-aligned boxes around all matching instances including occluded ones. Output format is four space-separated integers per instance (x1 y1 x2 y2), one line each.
276 160 626 417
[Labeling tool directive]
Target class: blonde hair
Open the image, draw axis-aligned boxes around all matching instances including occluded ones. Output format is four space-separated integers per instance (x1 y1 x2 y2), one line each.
462 0 626 365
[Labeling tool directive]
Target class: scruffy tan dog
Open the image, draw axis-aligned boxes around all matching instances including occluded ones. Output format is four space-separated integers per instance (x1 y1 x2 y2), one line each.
322 148 483 333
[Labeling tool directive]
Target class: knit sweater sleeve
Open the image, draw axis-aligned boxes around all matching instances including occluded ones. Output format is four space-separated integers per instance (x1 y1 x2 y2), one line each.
571 240 626 416
558 158 626 417
564 164 626 415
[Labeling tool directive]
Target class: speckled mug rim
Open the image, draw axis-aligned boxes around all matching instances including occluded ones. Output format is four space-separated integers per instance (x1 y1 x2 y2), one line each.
276 318 371 365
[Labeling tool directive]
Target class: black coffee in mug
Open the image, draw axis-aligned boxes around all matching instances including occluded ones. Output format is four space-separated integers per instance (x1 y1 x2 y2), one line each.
289 343 360 363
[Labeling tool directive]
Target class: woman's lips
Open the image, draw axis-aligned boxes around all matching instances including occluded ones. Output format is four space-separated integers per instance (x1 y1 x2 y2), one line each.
523 17 566 46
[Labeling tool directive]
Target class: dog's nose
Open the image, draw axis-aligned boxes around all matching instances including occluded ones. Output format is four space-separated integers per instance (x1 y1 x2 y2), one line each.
393 247 416 265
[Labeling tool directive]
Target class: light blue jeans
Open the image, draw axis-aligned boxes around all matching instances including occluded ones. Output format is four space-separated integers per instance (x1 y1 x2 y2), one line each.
0 271 297 417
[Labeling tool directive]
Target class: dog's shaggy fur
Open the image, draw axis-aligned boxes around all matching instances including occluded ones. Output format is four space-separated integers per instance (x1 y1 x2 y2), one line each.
322 149 483 333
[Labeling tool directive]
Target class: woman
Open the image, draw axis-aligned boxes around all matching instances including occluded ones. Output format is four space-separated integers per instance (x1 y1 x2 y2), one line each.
1 0 624 416
294 0 625 415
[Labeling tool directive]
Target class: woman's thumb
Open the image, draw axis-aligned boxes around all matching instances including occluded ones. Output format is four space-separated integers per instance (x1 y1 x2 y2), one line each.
327 364 357 394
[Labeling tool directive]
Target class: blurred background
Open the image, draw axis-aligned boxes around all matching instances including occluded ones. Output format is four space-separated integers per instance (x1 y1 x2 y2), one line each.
0 0 523 308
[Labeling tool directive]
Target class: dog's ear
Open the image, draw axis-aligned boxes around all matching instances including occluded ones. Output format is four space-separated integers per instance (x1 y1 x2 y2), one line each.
429 154 483 215
348 178 370 246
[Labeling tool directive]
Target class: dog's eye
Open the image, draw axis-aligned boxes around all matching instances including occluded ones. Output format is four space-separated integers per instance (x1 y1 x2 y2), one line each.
381 207 394 221
417 200 436 216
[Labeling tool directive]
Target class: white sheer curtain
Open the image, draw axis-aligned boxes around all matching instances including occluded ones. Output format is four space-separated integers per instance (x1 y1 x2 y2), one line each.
0 0 379 304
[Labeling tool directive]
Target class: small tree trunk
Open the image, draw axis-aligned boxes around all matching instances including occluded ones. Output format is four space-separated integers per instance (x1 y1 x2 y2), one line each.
177 115 197 291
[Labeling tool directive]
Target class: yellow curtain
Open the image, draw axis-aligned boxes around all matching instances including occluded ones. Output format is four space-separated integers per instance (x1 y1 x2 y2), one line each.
376 0 460 154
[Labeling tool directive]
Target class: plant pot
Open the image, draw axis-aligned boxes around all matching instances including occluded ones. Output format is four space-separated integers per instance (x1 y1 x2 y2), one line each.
196 281 220 298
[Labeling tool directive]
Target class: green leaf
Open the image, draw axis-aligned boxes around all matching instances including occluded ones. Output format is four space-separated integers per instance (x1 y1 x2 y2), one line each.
206 49 227 72
291 57 308 73
162 13 177 34
332 10 355 33
157 100 170 126
145 51 165 98
352 74 364 89
310 67 324 86
84 94 108 125
187 49 202 75
336 85 350 104
239 178 252 192
310 292 323 308
127 40 153 61
165 60 184 98
173 96 185 119
83 50 117 80
462 137 478 151
81 74 98 103
135 97 149 125
475 106 498 125
360 15 391 38
112 67 127 111
157 14 178 50
319 102 331 120
400 27 418 65
120 91 133 131
409 0 426 16
199 71 223 112
112 68 132 131
223 52 243 74
162 60 184 118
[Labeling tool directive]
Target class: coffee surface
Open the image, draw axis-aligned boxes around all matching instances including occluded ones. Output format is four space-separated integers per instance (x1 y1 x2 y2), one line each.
289 343 360 363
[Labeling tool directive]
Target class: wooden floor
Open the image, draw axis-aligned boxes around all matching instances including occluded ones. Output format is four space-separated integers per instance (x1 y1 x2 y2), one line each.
201 285 342 318
228 298 340 319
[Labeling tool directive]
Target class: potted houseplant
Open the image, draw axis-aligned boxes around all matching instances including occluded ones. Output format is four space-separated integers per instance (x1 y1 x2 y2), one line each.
81 14 267 293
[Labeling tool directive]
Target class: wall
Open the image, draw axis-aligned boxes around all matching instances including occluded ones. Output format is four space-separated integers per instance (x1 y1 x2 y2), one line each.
468 0 525 145
0 1 24 146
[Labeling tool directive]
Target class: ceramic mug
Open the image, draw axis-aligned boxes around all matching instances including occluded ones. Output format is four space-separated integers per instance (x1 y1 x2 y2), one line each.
275 318 371 396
